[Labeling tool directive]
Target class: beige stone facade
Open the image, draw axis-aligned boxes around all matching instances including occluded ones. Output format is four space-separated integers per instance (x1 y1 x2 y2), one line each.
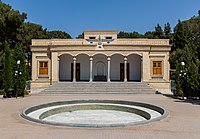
31 30 171 90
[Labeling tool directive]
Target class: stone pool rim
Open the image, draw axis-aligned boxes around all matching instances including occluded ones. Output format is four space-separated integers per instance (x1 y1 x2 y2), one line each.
21 100 169 128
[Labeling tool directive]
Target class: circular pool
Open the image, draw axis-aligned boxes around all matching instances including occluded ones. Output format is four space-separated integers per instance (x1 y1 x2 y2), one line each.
21 100 168 128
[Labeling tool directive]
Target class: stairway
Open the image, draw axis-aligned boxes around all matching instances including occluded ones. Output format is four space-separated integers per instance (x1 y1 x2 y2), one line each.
39 82 155 95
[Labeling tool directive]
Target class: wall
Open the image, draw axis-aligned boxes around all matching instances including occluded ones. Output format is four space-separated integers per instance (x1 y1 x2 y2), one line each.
128 54 141 81
110 54 124 80
59 54 73 81
93 54 107 77
76 54 90 80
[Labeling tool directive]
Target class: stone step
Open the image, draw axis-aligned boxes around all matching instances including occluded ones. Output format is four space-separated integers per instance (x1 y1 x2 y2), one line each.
46 83 150 87
45 86 151 89
38 92 155 95
43 89 154 92
40 82 155 95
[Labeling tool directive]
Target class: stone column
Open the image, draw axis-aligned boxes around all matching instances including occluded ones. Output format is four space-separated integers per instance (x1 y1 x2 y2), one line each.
73 57 76 82
58 57 60 82
142 52 150 82
50 53 52 85
31 53 37 81
124 57 127 82
51 52 58 83
89 57 93 82
141 57 143 82
107 57 111 82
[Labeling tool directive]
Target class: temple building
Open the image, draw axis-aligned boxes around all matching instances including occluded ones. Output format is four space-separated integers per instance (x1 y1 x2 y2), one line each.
31 30 171 91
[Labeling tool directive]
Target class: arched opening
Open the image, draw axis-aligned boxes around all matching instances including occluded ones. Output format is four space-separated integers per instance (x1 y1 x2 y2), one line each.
76 54 90 81
127 54 141 82
96 62 105 76
59 54 73 81
110 54 124 81
93 54 107 81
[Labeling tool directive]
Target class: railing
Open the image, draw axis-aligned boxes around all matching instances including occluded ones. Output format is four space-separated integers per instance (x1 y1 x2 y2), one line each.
32 39 84 46
32 39 169 46
116 39 169 45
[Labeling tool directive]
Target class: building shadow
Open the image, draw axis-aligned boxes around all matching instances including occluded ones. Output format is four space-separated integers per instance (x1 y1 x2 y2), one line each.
163 94 200 105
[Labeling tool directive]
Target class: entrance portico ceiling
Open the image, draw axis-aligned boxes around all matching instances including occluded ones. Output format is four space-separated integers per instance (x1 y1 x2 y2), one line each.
57 52 142 57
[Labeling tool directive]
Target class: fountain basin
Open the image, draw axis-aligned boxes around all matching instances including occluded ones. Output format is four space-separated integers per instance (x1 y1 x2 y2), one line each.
21 100 168 128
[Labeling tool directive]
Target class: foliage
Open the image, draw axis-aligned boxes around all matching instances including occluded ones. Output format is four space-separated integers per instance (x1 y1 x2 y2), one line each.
144 31 155 39
164 22 172 39
24 90 29 95
169 12 200 97
0 1 73 97
0 50 4 88
76 32 84 39
0 89 5 95
17 22 47 46
144 22 172 40
0 1 26 48
0 1 26 93
13 43 27 96
3 41 13 96
46 30 72 39
118 31 144 38
154 24 163 38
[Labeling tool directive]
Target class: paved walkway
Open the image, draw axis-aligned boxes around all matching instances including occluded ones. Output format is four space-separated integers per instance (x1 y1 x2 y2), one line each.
0 94 200 139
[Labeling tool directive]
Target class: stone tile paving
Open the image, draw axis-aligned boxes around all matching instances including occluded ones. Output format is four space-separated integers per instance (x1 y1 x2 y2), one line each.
0 94 200 139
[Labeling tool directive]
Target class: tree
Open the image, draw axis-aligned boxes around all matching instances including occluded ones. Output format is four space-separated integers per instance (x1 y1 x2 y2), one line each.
172 20 192 51
76 33 84 39
0 1 26 91
16 22 48 80
0 1 74 97
118 31 144 38
3 41 13 97
17 22 47 46
13 43 27 96
144 23 171 39
170 12 200 97
0 1 26 47
0 49 3 88
154 24 163 39
46 30 72 39
144 31 155 39
164 22 172 39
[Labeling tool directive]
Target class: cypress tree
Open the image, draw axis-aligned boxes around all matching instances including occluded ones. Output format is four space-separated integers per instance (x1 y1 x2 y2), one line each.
3 41 13 97
13 43 27 97
154 24 163 39
164 22 172 39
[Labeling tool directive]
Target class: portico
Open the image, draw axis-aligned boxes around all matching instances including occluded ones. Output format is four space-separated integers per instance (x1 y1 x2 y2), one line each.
31 30 171 90
58 53 140 82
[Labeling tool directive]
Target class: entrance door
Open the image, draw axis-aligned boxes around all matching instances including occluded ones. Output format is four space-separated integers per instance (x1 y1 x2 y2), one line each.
120 63 130 81
76 63 80 81
71 63 80 81
120 63 124 81
127 63 130 81
97 62 105 76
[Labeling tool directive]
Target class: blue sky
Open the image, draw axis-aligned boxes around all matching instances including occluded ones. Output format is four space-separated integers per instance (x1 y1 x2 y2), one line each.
2 0 200 38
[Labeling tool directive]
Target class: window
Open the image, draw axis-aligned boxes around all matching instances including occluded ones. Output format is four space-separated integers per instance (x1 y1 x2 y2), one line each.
89 37 96 39
105 37 112 39
153 61 162 75
39 61 48 75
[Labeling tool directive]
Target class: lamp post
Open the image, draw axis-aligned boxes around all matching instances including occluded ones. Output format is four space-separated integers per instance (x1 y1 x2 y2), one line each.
179 61 187 99
15 60 22 98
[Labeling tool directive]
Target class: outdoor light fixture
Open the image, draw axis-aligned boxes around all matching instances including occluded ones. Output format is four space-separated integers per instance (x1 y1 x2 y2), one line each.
179 61 187 99
15 60 22 98
181 61 185 66
17 60 21 65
